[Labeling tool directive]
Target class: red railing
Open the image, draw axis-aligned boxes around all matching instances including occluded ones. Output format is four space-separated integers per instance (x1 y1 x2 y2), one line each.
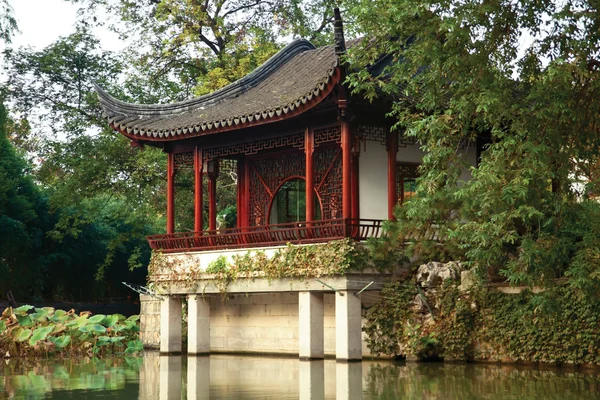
147 218 383 253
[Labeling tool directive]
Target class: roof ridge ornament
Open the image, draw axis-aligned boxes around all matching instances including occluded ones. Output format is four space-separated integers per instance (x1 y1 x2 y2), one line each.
334 7 346 58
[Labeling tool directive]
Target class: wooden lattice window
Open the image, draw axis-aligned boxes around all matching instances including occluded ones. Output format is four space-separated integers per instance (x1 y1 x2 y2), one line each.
397 163 420 204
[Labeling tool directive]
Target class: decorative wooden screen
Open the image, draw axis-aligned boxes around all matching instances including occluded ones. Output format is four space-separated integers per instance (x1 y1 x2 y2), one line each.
247 125 342 226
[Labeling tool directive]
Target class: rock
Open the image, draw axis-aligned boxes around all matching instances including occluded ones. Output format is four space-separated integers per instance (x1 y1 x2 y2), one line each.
459 269 477 292
416 261 461 288
413 294 429 314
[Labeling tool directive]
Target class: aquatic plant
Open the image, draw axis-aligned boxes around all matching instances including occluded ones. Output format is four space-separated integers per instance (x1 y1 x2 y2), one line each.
0 305 142 358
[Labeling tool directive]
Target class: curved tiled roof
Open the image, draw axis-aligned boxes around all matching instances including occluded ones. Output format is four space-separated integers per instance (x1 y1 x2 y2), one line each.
97 39 341 141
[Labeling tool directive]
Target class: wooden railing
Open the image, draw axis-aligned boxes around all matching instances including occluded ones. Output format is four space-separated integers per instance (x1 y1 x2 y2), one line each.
147 218 384 253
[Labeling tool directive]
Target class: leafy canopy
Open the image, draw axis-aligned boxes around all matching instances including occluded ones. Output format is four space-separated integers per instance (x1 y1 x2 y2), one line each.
347 0 600 291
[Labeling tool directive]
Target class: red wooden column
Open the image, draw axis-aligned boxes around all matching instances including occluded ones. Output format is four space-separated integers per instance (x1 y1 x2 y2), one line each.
351 151 360 220
194 146 203 233
341 121 352 220
237 158 247 228
207 160 219 231
305 127 315 223
166 152 175 234
387 131 398 221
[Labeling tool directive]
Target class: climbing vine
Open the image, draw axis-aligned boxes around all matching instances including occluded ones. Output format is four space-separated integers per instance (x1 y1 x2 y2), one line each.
364 281 600 365
146 239 397 294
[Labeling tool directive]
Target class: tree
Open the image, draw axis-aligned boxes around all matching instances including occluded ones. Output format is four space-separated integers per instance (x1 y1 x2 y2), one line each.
66 0 338 97
0 102 51 299
347 0 600 291
0 0 17 45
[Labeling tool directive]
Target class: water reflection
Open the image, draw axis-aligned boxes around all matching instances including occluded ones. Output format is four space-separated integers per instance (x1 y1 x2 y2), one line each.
2 353 600 399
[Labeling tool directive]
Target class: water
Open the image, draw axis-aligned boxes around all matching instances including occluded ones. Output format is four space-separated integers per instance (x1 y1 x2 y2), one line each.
1 353 599 399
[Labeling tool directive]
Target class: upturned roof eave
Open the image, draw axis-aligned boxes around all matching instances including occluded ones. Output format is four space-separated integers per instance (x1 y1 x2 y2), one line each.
109 66 342 143
96 39 317 116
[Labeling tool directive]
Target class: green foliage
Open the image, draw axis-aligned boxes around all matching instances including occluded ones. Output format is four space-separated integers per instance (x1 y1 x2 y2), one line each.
347 0 600 292
0 306 141 358
162 239 370 293
365 280 600 365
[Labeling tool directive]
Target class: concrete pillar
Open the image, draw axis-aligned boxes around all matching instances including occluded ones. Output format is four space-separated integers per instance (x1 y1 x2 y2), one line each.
299 292 324 359
187 356 210 400
159 355 182 400
160 296 182 354
336 362 363 400
299 360 324 400
188 295 211 355
335 291 362 361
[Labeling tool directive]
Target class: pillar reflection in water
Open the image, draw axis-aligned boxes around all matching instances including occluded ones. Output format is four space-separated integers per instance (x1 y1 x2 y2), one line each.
187 356 210 400
299 360 325 400
336 362 363 400
159 355 182 400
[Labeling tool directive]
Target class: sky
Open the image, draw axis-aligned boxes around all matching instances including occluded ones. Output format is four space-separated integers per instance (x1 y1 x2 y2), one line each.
8 0 123 51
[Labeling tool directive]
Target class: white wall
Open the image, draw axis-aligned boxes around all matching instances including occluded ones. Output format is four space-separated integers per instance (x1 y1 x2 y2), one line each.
358 141 388 220
358 139 478 221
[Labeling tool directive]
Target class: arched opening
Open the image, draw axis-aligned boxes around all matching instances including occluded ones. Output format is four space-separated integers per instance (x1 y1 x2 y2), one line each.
268 178 322 225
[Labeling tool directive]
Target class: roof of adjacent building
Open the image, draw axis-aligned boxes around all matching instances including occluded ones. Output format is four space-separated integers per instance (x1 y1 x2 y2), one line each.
96 39 342 141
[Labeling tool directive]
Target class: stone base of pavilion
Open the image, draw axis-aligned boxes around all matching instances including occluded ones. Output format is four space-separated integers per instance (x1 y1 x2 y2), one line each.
141 272 391 361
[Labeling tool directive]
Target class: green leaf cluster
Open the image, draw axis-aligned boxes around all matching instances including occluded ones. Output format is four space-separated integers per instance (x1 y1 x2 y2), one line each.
0 306 142 358
347 0 600 292
364 280 600 365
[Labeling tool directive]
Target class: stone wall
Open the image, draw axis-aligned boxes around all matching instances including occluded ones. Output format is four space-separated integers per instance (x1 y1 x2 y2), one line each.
140 295 161 350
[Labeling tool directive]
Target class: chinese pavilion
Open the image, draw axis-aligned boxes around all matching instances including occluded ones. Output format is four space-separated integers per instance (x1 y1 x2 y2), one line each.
97 10 476 361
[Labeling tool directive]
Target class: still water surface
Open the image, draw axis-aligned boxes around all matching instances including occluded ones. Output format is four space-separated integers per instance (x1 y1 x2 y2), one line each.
1 353 599 399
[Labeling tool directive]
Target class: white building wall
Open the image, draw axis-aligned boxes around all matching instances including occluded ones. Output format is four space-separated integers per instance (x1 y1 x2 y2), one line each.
358 139 478 221
358 141 388 220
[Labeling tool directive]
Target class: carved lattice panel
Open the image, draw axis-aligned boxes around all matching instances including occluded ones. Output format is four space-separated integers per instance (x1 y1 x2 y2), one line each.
314 125 341 147
248 152 305 226
204 132 304 161
173 151 194 170
314 146 342 219
356 126 417 148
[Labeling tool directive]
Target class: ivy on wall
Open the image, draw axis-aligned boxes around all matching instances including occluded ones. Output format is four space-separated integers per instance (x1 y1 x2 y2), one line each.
365 281 600 365
147 238 398 293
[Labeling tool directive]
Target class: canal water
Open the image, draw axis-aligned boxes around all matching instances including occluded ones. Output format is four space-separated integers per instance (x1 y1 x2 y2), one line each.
1 353 599 399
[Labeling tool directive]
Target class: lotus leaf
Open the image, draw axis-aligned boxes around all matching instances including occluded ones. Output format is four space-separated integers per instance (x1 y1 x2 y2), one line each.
111 325 126 333
102 315 119 327
126 315 140 322
29 326 55 346
97 336 111 346
13 305 33 316
124 339 143 354
50 309 68 323
53 324 66 334
110 336 125 343
0 320 5 334
66 316 89 328
49 335 71 348
89 324 107 334
30 312 48 323
33 307 54 317
16 315 33 327
13 327 32 342
88 315 106 324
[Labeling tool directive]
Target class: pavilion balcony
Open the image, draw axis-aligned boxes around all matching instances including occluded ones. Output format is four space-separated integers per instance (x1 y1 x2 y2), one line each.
146 218 384 253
